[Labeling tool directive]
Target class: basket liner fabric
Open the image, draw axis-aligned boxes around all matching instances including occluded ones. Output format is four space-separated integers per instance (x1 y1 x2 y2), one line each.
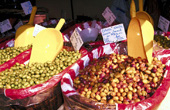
0 46 88 107
0 48 31 72
61 43 170 110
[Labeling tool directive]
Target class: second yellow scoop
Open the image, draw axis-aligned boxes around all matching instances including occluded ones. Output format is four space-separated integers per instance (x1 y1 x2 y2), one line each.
14 6 37 47
29 18 65 65
136 0 154 26
127 0 154 64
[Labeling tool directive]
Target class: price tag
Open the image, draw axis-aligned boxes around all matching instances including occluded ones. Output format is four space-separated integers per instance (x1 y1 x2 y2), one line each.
0 19 12 33
51 20 57 24
14 20 23 30
101 24 126 44
102 7 116 25
158 16 170 32
33 24 46 37
42 22 48 26
21 1 32 15
70 28 84 51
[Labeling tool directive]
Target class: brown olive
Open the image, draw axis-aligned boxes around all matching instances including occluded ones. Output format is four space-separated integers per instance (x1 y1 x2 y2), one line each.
73 53 165 104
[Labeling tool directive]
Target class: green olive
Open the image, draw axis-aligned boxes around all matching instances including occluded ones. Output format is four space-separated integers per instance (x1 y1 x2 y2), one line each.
0 48 81 89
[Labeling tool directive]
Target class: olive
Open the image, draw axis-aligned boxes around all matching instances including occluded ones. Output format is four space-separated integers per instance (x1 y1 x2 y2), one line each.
0 49 81 89
0 45 32 65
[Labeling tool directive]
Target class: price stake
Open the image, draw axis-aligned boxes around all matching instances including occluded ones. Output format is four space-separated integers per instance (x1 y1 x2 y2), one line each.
101 24 126 44
21 1 33 15
0 19 12 33
33 24 46 37
14 20 23 30
102 7 116 25
70 28 84 51
158 16 170 32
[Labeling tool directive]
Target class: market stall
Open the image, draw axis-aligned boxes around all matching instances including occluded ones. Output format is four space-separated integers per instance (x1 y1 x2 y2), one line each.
0 0 170 110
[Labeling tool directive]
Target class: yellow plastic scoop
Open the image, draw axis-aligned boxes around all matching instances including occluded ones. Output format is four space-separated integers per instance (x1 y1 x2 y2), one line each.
136 0 154 26
127 0 154 63
138 19 154 63
29 18 65 65
14 6 37 47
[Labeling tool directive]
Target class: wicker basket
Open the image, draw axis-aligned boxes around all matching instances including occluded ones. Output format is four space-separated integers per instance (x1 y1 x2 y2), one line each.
0 83 63 110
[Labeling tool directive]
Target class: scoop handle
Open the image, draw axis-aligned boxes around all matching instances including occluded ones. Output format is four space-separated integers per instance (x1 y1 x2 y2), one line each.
55 18 65 31
139 0 143 11
28 6 37 25
130 0 136 18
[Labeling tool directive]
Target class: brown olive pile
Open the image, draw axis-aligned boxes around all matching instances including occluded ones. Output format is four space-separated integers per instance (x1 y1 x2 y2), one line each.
74 53 166 104
0 49 81 89
0 45 32 65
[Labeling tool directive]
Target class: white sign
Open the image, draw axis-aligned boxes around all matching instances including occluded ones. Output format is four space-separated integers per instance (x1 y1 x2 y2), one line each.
14 20 23 30
102 7 116 25
33 24 46 36
21 1 33 15
42 22 48 26
158 16 170 32
101 24 126 44
51 20 57 24
70 28 84 51
0 19 12 33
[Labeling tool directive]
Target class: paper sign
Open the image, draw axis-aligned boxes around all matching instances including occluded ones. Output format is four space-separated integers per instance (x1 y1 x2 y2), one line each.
14 20 23 30
21 1 32 15
42 22 48 26
158 16 170 32
33 24 46 36
70 28 84 51
51 20 57 24
0 19 12 33
102 7 116 25
101 24 126 44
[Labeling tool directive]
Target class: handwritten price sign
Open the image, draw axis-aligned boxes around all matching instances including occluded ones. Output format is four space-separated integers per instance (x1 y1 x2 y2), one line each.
158 16 170 32
14 20 23 30
102 7 116 25
21 1 32 15
33 24 46 37
101 24 126 44
70 28 84 51
0 19 12 33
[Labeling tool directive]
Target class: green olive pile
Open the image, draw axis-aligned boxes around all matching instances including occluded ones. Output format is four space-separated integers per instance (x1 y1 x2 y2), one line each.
0 45 32 65
74 53 165 104
0 49 81 89
154 35 170 49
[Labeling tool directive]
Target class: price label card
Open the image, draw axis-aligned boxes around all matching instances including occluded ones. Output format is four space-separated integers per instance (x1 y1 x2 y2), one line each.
14 20 23 30
101 24 126 44
0 19 12 33
158 16 170 32
21 1 32 15
42 22 48 26
33 24 46 37
102 7 116 25
51 20 57 24
70 28 84 51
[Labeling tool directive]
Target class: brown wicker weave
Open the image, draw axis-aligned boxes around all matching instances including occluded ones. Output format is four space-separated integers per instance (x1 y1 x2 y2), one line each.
0 83 63 110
